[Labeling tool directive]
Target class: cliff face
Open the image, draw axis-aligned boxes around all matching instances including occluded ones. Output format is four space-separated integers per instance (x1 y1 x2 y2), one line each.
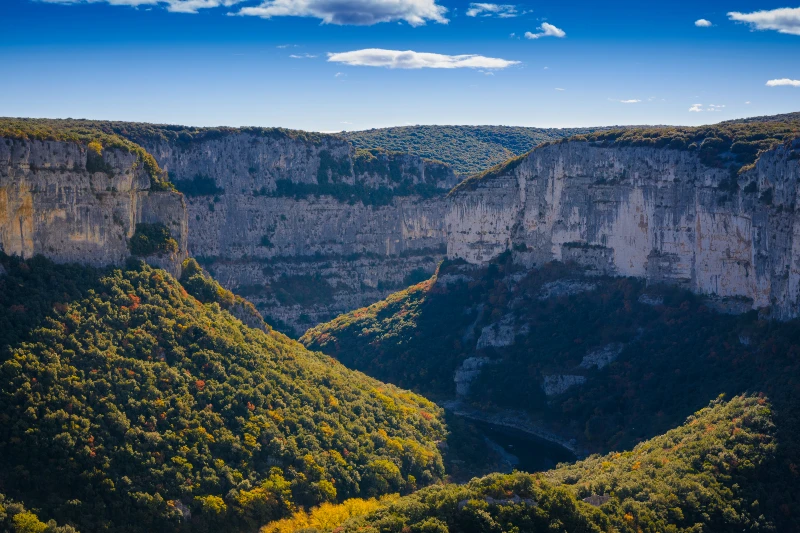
140 132 457 334
0 138 187 276
446 140 800 318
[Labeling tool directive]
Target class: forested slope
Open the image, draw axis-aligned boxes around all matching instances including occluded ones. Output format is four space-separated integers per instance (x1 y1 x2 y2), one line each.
264 396 779 532
0 254 447 533
303 256 800 529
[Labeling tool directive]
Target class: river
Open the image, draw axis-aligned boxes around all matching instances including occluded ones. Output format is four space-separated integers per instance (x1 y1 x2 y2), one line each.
468 419 577 473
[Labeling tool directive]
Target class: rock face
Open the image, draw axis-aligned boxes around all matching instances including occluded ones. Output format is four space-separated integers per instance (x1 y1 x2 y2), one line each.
0 138 187 275
447 141 800 319
454 356 496 396
140 132 458 334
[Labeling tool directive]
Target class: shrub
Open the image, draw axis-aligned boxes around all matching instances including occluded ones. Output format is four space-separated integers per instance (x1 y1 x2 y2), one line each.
128 222 179 256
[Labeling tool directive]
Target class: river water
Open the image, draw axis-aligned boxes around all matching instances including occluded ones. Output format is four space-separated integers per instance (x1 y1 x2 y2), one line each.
470 419 576 473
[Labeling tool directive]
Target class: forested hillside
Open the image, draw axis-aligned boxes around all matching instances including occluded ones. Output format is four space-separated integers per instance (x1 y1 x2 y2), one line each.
0 254 447 533
303 256 800 529
263 395 779 532
343 125 609 174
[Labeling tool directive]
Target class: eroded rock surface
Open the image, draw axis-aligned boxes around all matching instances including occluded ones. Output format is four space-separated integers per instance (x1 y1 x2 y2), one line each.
0 138 187 275
447 141 800 319
141 132 458 334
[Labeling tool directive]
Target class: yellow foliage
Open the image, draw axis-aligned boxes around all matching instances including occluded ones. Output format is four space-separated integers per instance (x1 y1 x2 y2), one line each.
260 495 398 533
87 140 103 156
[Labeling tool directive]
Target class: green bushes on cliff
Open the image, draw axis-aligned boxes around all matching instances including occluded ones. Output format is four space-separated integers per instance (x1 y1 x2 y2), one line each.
172 175 224 197
453 117 800 194
263 178 440 206
565 120 799 169
0 254 447 532
128 223 180 257
0 118 174 191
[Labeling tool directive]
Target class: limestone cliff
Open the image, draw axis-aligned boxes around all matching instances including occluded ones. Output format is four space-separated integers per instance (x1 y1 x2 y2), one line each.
0 137 187 276
446 139 800 318
137 130 457 334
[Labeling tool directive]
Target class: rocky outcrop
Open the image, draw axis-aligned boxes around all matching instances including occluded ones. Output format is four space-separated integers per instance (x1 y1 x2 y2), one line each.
542 374 587 396
139 131 458 334
447 141 800 319
454 357 496 396
0 137 187 275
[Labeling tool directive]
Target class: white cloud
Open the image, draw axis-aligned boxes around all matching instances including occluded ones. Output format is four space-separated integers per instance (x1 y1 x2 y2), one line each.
525 22 566 39
37 0 243 13
620 99 641 103
555 87 565 91
289 53 317 58
466 3 517 18
766 78 800 87
236 0 447 26
728 7 800 36
745 101 751 104
689 103 725 112
695 19 712 27
327 48 520 69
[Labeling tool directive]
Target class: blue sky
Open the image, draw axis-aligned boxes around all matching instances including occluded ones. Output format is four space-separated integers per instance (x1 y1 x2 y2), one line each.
1 0 798 131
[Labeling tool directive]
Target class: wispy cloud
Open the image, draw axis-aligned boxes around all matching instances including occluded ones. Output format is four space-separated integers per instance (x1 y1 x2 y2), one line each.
289 53 318 58
236 0 448 26
327 49 520 69
466 3 517 18
555 87 565 91
728 7 800 36
620 99 641 103
689 103 725 112
694 19 712 27
525 22 566 39
37 0 243 14
766 78 800 87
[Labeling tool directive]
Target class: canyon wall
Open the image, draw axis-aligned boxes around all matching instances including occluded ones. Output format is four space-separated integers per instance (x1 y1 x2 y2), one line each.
140 132 457 334
446 140 800 318
0 137 187 276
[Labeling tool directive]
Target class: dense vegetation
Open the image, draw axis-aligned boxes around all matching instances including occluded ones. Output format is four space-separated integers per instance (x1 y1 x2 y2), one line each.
276 395 776 532
179 258 267 331
253 148 447 206
128 223 180 257
343 126 610 175
172 175 225 197
303 256 800 529
0 118 173 191
0 254 447 532
0 492 78 533
453 118 800 194
101 121 331 147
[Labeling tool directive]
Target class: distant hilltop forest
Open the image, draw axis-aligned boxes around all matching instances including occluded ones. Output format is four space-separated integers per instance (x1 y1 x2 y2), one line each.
342 125 613 174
